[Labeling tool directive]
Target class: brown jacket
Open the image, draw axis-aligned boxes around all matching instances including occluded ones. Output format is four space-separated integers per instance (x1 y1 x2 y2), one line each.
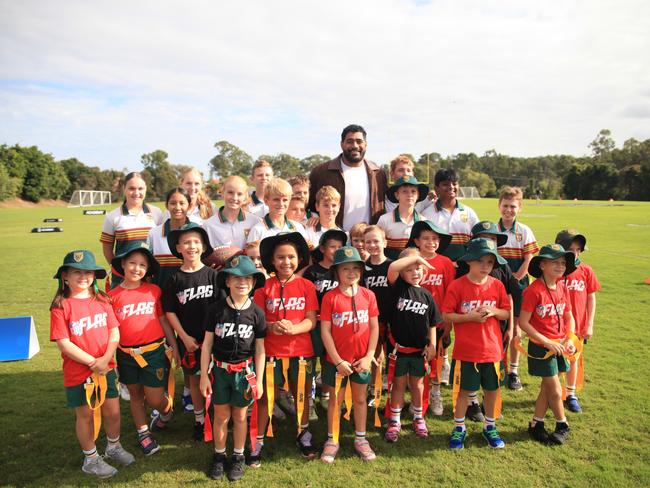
308 154 388 227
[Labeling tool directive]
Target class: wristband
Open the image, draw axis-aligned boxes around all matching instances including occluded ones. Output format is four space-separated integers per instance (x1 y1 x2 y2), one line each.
335 360 344 368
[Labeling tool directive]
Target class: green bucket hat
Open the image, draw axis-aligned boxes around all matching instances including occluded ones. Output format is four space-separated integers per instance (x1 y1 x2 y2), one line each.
529 244 576 278
53 250 107 280
311 229 348 263
555 229 587 252
216 255 266 292
386 176 430 204
471 221 508 247
458 238 507 267
331 246 370 270
167 222 212 260
406 220 452 253
111 241 160 278
260 232 311 274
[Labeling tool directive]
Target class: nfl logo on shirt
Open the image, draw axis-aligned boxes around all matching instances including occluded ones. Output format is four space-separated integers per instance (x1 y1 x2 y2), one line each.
176 292 187 305
215 322 225 338
332 313 343 328
70 320 84 337
461 301 471 314
266 299 276 313
397 298 407 311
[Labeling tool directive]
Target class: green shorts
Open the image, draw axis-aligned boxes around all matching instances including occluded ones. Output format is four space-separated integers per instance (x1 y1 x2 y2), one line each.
322 359 371 388
116 341 169 388
527 341 570 377
178 340 202 376
450 360 501 392
393 353 426 378
66 369 119 408
264 356 315 389
310 322 324 358
211 364 255 408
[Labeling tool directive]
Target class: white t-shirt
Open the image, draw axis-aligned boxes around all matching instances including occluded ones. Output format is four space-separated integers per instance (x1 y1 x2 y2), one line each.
341 162 370 231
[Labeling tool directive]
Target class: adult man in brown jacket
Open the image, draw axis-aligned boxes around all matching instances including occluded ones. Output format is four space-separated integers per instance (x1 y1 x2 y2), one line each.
308 124 388 231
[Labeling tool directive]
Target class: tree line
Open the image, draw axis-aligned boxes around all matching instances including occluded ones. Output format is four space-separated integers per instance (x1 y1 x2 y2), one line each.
1 129 649 203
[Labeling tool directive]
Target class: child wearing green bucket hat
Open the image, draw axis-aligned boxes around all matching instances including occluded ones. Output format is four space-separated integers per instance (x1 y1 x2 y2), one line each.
555 229 601 414
108 241 180 456
162 222 226 441
320 246 379 463
441 238 511 450
200 255 267 481
519 244 578 445
50 250 135 478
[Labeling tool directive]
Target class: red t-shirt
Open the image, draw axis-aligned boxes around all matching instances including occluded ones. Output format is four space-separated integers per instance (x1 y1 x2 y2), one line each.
320 286 379 364
420 254 456 309
108 283 165 346
562 264 600 337
442 275 510 363
253 276 318 358
521 278 573 340
50 296 119 387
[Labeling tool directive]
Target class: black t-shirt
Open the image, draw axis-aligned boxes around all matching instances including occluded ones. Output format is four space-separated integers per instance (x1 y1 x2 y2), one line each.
389 277 441 350
162 266 225 342
302 263 338 305
204 297 267 363
364 258 393 323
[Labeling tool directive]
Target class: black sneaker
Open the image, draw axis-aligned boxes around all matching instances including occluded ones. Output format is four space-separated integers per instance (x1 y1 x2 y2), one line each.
193 422 204 441
138 432 161 456
528 421 550 444
246 443 263 468
466 403 485 422
506 373 523 390
296 429 317 460
208 453 226 480
549 423 570 445
228 454 246 481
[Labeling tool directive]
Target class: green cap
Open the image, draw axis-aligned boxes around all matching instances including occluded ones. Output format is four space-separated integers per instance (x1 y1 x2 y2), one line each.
386 176 430 204
216 255 266 291
167 222 212 260
458 238 507 266
331 246 369 270
529 243 576 278
471 221 508 247
406 220 452 253
260 232 311 274
53 250 106 279
111 241 160 278
311 229 348 263
555 229 586 252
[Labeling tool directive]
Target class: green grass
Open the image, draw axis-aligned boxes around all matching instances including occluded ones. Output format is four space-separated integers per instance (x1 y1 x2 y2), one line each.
1 199 650 487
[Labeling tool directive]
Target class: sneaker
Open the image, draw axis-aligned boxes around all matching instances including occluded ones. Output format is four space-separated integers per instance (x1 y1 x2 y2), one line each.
528 421 550 444
82 456 118 479
440 361 451 385
449 426 467 449
296 429 317 459
482 425 505 449
320 439 339 464
247 443 263 468
354 438 376 462
182 393 194 413
429 392 443 416
506 373 523 391
150 411 170 432
228 453 246 481
549 423 570 445
119 383 131 401
384 421 401 443
138 433 161 456
272 403 287 421
466 403 485 422
193 421 204 441
277 391 296 416
565 396 582 413
208 452 226 480
413 418 429 438
104 444 135 465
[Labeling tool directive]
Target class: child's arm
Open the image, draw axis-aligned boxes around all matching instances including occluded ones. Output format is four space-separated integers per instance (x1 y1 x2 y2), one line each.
56 339 99 368
253 338 265 400
585 293 597 339
477 305 510 321
159 314 181 367
353 316 379 373
387 255 433 283
277 311 316 335
321 320 353 376
93 327 120 374
199 332 214 398
512 253 533 281
424 325 436 361
166 311 200 352
519 310 565 355
443 309 488 324
101 242 115 265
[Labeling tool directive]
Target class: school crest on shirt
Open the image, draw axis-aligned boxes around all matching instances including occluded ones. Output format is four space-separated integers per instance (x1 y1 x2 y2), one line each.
515 232 523 242
460 211 468 222
332 313 343 328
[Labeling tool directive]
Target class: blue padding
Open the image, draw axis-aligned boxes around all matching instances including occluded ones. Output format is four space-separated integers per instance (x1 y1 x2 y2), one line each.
0 316 40 361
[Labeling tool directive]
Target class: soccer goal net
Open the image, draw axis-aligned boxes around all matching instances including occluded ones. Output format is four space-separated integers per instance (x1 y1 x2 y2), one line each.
458 186 480 199
68 190 112 207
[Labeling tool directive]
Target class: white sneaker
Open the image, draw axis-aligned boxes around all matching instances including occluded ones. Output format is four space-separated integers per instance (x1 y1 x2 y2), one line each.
429 393 443 416
119 383 131 401
82 456 118 479
105 443 135 466
440 361 451 385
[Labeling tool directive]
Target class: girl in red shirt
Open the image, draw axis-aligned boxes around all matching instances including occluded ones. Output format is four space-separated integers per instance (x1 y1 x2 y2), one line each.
49 250 135 479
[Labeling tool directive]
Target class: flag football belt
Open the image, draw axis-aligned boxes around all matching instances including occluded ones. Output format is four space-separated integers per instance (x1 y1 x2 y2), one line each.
451 360 504 420
264 357 308 437
118 339 166 368
181 343 202 369
331 372 354 444
84 373 108 441
384 333 425 418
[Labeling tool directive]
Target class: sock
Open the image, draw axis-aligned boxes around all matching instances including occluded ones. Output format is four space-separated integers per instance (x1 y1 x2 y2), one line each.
160 409 173 421
300 423 309 432
454 417 466 431
321 392 330 400
183 386 191 397
355 431 366 441
566 385 576 398
443 354 449 365
530 416 545 427
137 426 149 437
484 416 496 429
468 391 479 406
256 435 264 447
233 447 244 455
327 433 333 440
194 409 205 424
390 407 402 424
412 406 423 420
432 382 441 395
106 436 120 450
214 447 226 455
509 362 519 375
83 447 98 459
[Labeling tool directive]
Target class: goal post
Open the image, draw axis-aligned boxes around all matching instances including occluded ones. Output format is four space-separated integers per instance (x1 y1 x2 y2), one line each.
458 186 480 199
68 190 112 207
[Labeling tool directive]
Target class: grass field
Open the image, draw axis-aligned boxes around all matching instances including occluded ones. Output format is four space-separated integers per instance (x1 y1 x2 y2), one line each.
1 199 649 487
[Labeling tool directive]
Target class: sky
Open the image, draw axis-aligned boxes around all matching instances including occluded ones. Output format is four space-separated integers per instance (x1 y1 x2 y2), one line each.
1 0 649 176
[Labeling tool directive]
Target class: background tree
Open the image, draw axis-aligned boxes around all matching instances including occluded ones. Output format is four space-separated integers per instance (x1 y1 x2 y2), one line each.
209 141 253 178
300 154 330 174
140 150 177 200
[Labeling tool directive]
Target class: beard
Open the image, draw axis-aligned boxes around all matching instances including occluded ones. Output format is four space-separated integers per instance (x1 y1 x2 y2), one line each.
342 147 365 164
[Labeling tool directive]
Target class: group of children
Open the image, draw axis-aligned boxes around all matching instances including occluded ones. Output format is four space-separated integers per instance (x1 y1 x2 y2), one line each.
51 159 600 480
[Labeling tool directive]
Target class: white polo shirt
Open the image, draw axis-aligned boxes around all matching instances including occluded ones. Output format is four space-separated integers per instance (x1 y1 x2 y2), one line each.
377 207 423 257
246 214 307 243
203 207 261 249
497 218 539 272
305 223 348 249
248 190 268 219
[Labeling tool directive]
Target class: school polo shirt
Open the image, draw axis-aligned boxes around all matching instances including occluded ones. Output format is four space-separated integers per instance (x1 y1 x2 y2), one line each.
421 200 479 261
442 275 510 363
385 196 433 214
248 191 268 219
320 287 379 364
204 207 261 249
420 254 456 309
50 297 119 387
147 220 186 289
253 276 319 358
389 278 441 349
109 283 165 346
246 215 307 244
521 278 572 341
377 208 423 259
364 259 393 323
305 224 347 250
497 219 539 280
100 203 163 258
562 263 601 337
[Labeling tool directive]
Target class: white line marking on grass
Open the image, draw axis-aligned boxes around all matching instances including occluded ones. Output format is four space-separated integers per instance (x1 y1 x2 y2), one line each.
626 224 650 228
523 214 556 218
